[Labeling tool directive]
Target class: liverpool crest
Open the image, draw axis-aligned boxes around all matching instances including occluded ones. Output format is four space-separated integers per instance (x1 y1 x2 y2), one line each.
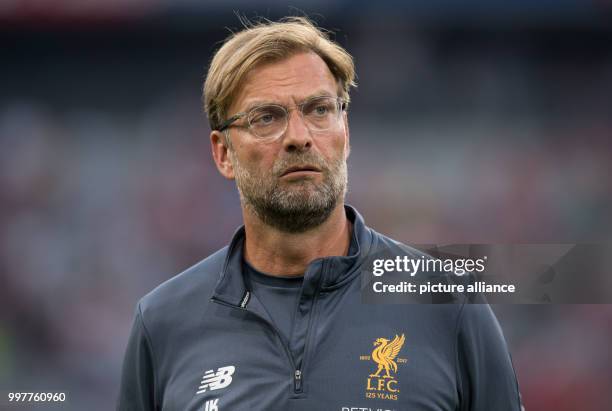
359 334 407 401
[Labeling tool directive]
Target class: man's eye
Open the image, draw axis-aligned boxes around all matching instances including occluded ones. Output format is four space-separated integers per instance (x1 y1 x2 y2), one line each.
305 100 334 117
257 114 275 124
250 109 282 126
314 105 329 115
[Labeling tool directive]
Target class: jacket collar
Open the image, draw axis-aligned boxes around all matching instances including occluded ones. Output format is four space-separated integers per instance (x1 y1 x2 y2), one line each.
211 205 374 306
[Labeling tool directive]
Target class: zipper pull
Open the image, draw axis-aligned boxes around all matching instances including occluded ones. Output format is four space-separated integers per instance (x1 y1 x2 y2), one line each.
294 369 302 392
240 291 250 309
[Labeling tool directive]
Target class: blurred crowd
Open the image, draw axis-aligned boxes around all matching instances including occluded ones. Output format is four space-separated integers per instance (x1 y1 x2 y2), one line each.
1 7 612 410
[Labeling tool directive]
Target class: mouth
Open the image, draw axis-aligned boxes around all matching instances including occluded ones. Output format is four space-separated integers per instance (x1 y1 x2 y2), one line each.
280 165 322 177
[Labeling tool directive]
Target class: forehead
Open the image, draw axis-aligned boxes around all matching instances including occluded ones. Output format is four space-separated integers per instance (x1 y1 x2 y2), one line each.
229 52 338 113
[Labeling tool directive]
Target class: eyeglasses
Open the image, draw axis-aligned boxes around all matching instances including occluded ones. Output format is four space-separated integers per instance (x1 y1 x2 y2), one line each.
217 96 347 141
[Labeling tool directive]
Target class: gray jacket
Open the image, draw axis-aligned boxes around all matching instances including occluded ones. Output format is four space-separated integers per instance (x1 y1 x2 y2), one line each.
118 206 522 411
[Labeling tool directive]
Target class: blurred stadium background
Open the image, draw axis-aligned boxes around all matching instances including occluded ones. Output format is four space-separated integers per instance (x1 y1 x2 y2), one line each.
1 1 612 410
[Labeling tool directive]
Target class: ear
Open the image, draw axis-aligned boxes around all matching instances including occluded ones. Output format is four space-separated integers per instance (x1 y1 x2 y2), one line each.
210 130 235 180
343 111 351 159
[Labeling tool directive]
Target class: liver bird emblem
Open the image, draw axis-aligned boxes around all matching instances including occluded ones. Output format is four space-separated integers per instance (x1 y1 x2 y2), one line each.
370 334 405 378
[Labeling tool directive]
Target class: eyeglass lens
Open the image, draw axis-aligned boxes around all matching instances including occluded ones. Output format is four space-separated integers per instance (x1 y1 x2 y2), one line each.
247 97 341 139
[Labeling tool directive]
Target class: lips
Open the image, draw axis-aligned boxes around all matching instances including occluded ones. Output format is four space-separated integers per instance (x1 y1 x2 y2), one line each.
280 165 321 177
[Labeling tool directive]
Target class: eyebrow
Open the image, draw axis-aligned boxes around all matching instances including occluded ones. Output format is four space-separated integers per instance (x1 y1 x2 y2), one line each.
239 90 336 113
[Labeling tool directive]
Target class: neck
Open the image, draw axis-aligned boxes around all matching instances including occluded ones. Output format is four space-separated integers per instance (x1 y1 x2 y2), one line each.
242 203 351 276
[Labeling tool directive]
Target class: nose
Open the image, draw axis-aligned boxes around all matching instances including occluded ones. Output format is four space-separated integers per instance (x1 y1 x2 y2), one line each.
281 109 312 153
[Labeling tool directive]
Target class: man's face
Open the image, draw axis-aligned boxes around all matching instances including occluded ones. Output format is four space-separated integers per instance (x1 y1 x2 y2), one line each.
221 52 350 233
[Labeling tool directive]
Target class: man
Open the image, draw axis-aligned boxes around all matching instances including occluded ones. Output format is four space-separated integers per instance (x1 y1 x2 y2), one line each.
118 17 522 411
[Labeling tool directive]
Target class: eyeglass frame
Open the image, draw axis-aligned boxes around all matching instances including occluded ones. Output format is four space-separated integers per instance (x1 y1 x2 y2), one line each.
215 95 348 139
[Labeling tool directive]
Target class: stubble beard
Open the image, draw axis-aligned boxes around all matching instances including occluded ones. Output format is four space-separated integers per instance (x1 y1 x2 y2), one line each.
230 149 348 233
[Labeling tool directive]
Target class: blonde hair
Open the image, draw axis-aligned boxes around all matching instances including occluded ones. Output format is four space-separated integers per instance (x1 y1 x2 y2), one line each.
203 16 356 131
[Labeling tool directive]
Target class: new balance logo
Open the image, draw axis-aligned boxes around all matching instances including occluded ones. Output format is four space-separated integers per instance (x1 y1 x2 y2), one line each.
203 398 219 411
196 366 235 394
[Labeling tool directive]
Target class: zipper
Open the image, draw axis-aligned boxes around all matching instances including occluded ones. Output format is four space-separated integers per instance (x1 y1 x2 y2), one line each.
294 369 302 392
291 260 325 394
210 296 303 394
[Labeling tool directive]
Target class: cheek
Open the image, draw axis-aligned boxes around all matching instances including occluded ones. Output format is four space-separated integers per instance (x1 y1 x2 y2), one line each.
233 141 276 172
323 131 349 159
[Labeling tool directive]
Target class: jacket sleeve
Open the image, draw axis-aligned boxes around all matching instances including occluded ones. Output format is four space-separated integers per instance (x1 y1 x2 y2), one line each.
117 303 158 411
456 298 524 411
